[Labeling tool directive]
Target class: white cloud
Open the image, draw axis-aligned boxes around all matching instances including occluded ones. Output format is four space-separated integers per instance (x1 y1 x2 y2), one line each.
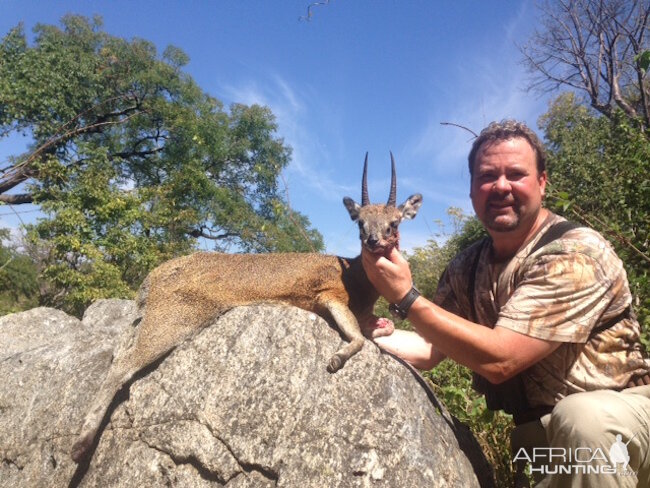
410 71 548 175
408 2 550 175
220 75 355 203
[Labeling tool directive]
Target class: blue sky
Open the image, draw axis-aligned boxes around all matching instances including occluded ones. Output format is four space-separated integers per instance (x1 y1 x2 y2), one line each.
0 1 555 256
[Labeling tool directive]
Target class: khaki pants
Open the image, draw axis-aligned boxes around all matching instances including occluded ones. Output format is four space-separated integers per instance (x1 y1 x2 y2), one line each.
511 385 650 488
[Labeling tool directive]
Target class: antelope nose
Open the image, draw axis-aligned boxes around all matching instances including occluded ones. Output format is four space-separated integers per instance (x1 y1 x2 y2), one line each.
367 236 379 248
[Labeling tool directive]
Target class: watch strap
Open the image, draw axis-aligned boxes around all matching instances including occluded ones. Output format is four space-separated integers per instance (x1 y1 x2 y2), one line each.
389 286 420 319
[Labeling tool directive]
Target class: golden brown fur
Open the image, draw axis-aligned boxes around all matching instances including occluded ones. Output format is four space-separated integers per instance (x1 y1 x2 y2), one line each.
140 252 379 331
70 159 422 464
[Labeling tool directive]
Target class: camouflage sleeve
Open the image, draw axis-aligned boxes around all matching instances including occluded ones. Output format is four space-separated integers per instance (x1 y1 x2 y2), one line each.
433 267 464 318
433 241 486 321
496 251 622 343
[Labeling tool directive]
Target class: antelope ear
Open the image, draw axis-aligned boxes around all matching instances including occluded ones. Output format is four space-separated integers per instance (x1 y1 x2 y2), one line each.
343 197 361 221
399 194 422 220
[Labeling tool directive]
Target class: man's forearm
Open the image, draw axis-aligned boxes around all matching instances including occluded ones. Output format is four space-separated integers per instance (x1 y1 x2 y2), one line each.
361 247 560 382
405 296 560 383
373 329 446 370
406 297 506 376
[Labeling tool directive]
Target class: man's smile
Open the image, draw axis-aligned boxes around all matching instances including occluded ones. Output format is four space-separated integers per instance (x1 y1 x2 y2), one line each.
488 198 516 211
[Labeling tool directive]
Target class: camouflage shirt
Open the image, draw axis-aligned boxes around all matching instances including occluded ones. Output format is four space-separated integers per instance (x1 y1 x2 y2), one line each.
434 212 649 408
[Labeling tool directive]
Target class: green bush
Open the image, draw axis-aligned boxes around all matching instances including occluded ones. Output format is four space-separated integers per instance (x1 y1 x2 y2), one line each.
424 361 514 487
0 229 39 315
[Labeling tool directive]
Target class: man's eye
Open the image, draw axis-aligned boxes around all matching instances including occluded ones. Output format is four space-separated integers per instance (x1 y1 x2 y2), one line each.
479 174 496 183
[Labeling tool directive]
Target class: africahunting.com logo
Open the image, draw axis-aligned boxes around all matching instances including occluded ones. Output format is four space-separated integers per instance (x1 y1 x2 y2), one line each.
513 432 639 477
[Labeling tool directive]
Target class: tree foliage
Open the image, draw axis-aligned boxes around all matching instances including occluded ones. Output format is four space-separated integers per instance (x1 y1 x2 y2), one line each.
0 15 323 315
409 208 486 301
540 93 650 338
521 0 650 131
0 229 39 314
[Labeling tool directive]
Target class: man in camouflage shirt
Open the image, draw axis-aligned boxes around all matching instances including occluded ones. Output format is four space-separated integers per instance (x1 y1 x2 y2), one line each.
362 120 650 487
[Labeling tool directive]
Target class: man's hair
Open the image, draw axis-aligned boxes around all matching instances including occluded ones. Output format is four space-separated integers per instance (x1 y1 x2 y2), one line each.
467 120 547 177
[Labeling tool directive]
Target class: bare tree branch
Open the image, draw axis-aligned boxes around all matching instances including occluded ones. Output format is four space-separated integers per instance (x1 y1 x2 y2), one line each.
0 193 33 205
0 107 146 201
188 226 237 240
521 0 650 129
111 147 164 160
440 122 479 138
299 0 331 22
278 171 318 252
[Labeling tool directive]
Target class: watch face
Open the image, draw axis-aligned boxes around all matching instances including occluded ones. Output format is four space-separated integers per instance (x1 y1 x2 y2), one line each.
388 304 400 318
389 304 404 319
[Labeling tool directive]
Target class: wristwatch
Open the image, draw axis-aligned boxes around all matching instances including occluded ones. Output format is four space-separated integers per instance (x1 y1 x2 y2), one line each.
389 286 421 319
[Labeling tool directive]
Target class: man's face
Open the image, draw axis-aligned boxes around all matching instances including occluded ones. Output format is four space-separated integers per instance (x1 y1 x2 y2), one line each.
470 137 547 233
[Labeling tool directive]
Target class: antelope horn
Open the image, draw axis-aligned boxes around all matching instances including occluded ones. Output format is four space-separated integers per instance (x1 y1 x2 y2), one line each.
387 151 397 206
361 152 370 206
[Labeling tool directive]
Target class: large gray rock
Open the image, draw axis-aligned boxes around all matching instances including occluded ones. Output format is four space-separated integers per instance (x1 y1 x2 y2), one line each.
0 300 492 487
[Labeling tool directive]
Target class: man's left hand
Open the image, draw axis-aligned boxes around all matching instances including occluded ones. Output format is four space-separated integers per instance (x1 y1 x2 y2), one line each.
361 247 413 304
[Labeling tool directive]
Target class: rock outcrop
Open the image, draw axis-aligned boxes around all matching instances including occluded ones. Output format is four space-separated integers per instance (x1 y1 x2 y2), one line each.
0 300 492 487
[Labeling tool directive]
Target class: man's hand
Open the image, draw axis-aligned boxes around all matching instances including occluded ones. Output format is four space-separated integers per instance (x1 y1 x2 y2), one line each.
361 247 413 304
361 316 395 338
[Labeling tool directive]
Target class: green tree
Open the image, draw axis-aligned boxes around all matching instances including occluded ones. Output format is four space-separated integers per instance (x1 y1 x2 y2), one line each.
519 0 650 344
0 15 323 315
409 208 485 300
540 92 650 340
0 229 39 314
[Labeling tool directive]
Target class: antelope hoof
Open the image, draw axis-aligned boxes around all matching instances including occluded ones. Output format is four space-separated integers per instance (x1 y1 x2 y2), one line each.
70 434 93 463
327 354 343 373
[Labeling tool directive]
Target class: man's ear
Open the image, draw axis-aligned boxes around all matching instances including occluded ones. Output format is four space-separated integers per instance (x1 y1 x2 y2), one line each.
398 193 422 220
343 197 361 221
539 170 548 198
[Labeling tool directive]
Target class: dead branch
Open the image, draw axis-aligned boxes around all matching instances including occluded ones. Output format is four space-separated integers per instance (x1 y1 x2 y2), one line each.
440 122 479 138
299 0 331 22
520 0 650 129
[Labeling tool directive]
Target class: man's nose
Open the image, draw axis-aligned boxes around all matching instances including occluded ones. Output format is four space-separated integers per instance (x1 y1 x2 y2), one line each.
493 175 512 192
